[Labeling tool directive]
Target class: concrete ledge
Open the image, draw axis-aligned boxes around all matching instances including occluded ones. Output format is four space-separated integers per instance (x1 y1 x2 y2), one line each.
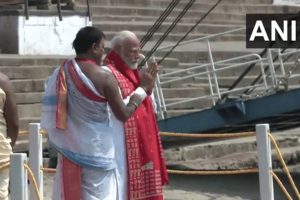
0 9 87 17
0 9 91 55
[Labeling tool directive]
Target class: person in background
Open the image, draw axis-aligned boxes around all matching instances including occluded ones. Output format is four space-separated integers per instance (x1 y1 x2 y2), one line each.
0 72 19 200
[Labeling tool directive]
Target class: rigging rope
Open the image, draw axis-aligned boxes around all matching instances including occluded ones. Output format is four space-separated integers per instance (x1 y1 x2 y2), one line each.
139 0 196 68
160 131 255 138
269 133 300 199
167 168 259 175
157 0 223 65
140 0 180 48
271 171 293 200
24 163 42 200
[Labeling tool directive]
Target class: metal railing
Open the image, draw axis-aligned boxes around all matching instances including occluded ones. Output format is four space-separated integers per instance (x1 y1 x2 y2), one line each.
154 27 300 119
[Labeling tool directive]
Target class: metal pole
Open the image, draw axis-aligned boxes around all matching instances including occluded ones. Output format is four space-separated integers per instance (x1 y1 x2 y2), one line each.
206 39 221 100
57 0 62 21
277 48 286 77
154 81 164 119
156 74 167 119
206 64 215 105
24 0 29 20
256 124 274 200
267 49 277 87
29 123 43 200
10 153 28 200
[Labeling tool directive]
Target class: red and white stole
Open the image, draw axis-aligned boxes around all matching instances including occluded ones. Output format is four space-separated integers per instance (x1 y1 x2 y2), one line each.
104 51 169 200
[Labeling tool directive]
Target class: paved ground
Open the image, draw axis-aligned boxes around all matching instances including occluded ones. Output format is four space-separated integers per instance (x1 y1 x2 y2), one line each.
37 127 300 200
42 173 299 200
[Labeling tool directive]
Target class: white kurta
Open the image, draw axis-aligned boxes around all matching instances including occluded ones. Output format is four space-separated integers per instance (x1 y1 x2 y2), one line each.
41 59 127 200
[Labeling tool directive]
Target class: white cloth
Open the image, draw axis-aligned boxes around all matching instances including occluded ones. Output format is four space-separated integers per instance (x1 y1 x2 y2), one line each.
0 134 11 200
52 154 118 200
0 89 7 137
41 61 115 169
41 59 128 200
0 88 11 200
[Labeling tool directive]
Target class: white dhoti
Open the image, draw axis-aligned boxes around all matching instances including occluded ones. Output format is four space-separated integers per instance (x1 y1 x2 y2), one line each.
52 154 117 200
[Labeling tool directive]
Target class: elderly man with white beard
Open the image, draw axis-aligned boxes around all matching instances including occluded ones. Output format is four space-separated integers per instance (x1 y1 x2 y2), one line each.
104 30 169 200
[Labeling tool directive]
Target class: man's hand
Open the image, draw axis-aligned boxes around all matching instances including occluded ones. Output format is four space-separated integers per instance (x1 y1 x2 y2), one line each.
140 61 159 92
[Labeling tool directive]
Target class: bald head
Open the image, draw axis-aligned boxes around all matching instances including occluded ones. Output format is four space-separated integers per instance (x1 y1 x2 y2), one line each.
111 30 141 69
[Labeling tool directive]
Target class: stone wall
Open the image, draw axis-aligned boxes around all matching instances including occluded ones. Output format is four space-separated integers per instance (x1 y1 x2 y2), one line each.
0 10 91 55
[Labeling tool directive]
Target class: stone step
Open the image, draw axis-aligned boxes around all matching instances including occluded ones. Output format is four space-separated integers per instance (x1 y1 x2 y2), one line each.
145 41 257 63
9 68 299 105
159 67 203 76
155 50 254 63
12 79 45 93
94 21 241 35
178 82 298 98
0 66 56 80
19 117 40 131
87 3 297 15
17 84 295 114
149 40 251 53
159 67 181 75
174 79 299 96
103 31 245 42
167 145 300 171
0 53 179 68
161 108 203 119
164 97 213 110
15 91 212 116
0 41 254 68
155 57 179 67
14 126 47 152
17 103 41 118
162 87 207 98
159 77 243 90
159 76 201 88
164 129 300 170
0 54 69 66
16 92 43 104
195 75 300 88
93 15 244 25
85 6 246 21
88 3 297 23
77 0 273 5
172 3 297 14
159 75 272 89
178 61 300 76
193 75 270 88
